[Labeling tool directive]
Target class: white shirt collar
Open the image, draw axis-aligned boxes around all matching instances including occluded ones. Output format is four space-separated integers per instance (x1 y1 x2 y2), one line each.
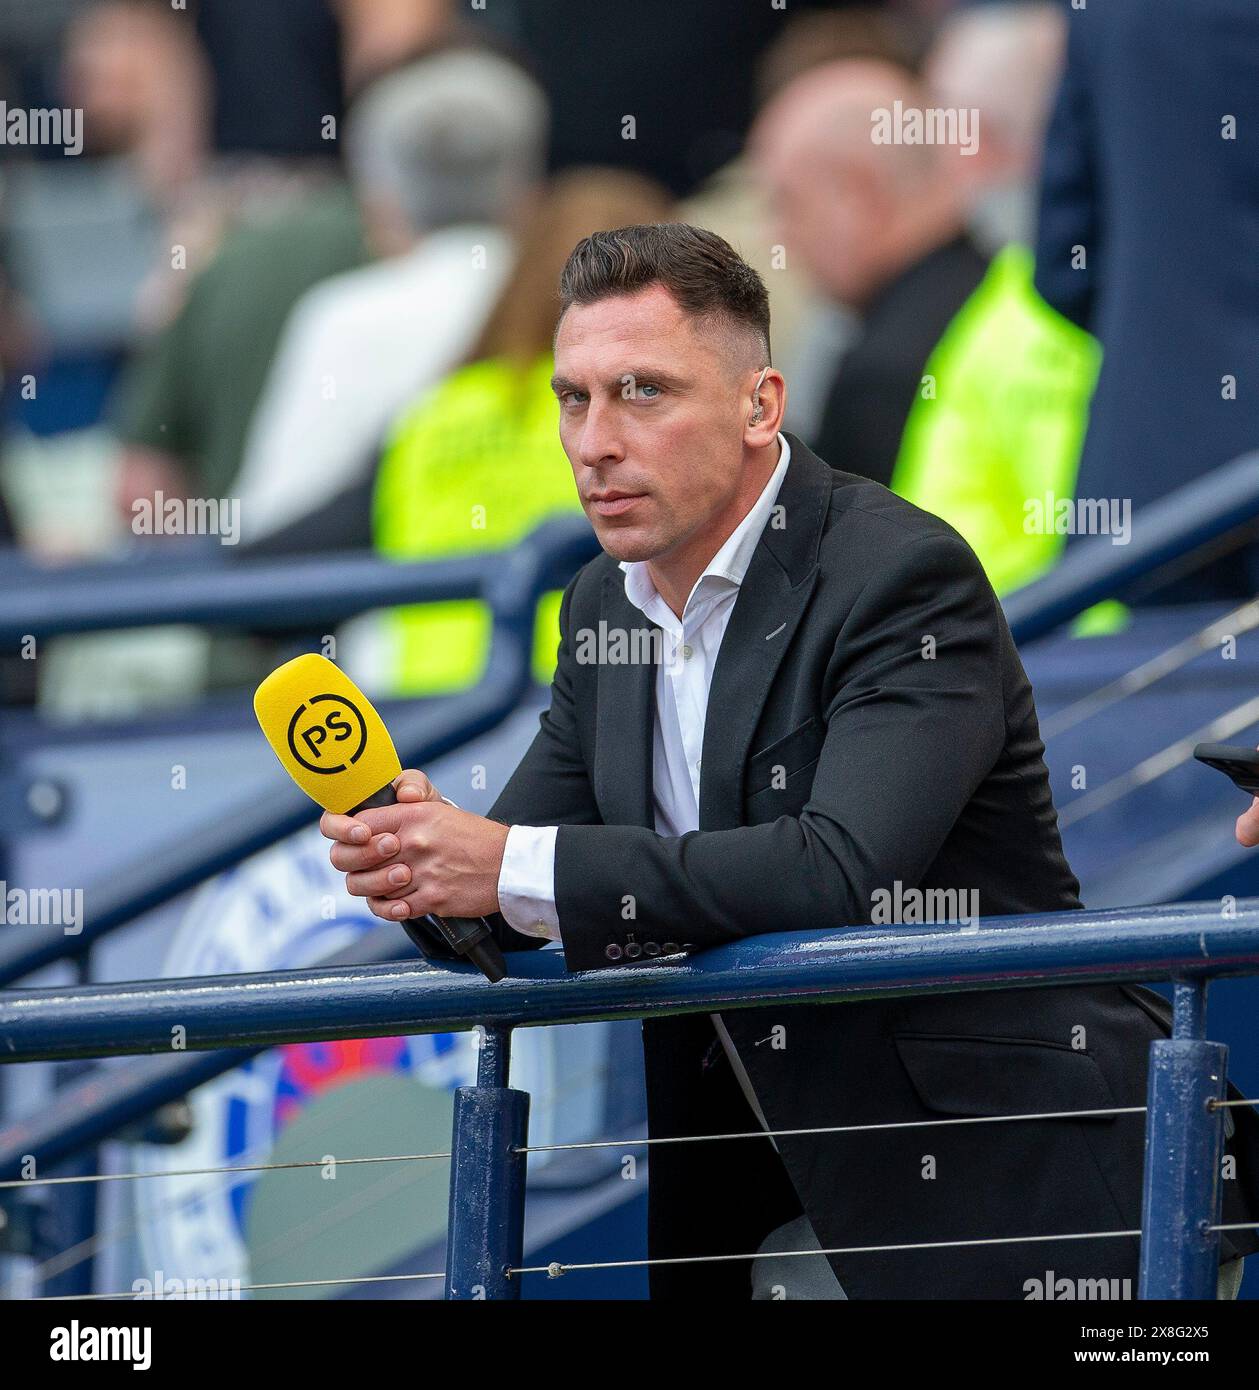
621 433 792 619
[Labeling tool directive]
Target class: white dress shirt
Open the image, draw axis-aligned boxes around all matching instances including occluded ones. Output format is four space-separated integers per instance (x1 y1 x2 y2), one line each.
497 434 794 1134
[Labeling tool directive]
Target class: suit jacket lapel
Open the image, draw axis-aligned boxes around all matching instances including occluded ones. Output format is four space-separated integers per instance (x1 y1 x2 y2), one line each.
699 434 832 831
593 568 657 830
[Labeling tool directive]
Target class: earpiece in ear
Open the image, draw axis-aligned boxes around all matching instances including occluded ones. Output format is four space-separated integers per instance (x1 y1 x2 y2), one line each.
749 365 769 425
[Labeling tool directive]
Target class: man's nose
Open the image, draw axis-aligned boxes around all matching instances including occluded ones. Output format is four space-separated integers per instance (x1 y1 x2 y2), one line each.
576 399 624 471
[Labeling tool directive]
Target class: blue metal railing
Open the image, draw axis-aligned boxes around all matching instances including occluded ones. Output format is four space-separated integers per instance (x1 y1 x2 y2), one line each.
4 900 1259 1299
1005 450 1259 644
0 517 597 640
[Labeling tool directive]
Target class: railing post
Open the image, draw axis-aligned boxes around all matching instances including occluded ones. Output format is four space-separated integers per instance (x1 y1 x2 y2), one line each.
444 1024 529 1300
42 955 99 1297
1139 979 1227 1299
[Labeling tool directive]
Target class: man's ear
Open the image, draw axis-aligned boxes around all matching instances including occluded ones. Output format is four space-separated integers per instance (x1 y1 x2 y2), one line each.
746 366 786 440
750 365 769 422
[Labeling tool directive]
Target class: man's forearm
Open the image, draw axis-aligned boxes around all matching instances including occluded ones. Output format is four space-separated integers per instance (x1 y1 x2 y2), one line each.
551 818 841 971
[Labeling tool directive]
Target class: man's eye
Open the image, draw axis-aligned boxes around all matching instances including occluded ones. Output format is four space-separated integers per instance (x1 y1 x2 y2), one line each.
638 383 661 399
559 390 588 407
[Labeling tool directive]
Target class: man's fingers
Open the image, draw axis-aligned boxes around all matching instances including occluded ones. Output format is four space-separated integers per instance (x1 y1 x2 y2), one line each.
345 861 412 898
1236 799 1259 847
394 769 439 802
368 892 431 922
319 811 371 845
329 832 401 872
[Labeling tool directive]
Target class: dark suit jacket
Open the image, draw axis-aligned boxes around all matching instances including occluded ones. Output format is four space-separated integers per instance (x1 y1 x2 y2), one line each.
1033 0 1259 599
437 434 1259 1297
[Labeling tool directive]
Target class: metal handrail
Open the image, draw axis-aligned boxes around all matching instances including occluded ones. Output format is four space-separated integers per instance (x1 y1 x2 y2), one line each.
0 923 406 1184
2 899 1256 1300
3 899 1259 1066
1005 450 1259 645
0 515 597 640
2 896 1247 1181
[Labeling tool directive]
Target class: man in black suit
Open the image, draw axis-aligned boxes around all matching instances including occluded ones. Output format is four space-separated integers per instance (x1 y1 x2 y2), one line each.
320 223 1259 1298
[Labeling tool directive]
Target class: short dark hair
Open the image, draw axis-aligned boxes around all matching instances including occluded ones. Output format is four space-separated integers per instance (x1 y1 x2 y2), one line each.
557 222 771 365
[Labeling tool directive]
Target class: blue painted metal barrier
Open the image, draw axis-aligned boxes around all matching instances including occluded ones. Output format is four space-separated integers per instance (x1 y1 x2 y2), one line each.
5 900 1259 1300
1139 979 1230 1300
444 1026 530 1301
0 516 598 641
1005 450 1259 645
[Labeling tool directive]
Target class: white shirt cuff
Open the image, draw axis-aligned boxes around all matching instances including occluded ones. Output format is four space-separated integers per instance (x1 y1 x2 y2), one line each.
497 824 561 942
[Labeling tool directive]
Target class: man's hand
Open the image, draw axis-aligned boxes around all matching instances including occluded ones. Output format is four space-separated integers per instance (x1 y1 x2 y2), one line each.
1237 797 1259 847
319 768 509 922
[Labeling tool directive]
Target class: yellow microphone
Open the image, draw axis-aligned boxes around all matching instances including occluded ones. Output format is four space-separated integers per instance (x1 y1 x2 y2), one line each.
254 653 507 981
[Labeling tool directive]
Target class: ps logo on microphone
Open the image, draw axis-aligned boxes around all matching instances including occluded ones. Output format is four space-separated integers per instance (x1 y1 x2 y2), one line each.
286 693 368 774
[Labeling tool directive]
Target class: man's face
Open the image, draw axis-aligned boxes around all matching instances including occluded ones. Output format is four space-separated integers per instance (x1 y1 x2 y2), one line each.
552 284 757 566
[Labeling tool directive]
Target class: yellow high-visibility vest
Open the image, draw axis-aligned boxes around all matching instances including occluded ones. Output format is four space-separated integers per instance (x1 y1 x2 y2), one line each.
373 354 588 694
891 244 1123 634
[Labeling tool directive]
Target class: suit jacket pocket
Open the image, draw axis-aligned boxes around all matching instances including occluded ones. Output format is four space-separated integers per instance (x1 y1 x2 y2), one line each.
745 716 824 798
894 1033 1118 1120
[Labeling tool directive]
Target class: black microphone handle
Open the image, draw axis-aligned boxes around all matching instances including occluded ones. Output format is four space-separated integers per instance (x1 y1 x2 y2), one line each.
351 783 507 983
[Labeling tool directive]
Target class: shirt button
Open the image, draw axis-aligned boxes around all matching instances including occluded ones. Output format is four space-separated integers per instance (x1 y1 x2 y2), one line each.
682 644 694 660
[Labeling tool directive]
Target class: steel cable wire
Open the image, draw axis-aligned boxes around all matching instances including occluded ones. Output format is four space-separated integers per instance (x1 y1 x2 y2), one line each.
1057 692 1259 828
1041 598 1259 741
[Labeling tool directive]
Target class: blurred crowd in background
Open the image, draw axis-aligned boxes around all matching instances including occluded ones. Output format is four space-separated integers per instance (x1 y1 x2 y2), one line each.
0 0 1255 716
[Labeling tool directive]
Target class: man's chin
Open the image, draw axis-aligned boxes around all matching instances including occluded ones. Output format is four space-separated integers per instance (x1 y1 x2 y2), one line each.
592 523 665 564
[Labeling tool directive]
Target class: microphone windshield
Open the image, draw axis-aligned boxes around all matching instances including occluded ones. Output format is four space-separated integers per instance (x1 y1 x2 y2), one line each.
254 654 402 813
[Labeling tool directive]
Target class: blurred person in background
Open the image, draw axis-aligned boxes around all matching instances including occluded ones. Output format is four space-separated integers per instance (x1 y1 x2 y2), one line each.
100 0 348 522
229 46 548 546
751 58 986 488
61 0 365 330
61 0 209 231
923 0 1062 255
109 172 367 520
107 0 463 525
682 6 926 440
0 0 212 550
370 168 673 697
890 1 1104 598
1034 0 1259 602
